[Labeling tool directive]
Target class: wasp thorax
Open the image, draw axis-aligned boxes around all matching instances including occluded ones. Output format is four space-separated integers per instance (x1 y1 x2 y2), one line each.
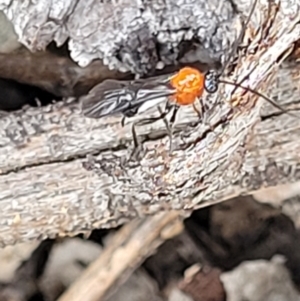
204 70 219 94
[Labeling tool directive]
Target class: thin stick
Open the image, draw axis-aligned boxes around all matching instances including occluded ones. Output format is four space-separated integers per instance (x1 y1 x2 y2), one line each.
57 212 183 301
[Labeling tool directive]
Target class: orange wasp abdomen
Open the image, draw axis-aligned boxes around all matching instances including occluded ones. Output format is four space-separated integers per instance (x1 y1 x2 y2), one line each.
169 67 205 106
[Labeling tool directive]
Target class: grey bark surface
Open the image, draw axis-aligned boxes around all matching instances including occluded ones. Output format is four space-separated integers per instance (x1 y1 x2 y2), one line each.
0 0 299 246
0 0 241 74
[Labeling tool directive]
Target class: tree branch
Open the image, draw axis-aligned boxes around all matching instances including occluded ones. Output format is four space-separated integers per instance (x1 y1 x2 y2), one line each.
0 1 299 247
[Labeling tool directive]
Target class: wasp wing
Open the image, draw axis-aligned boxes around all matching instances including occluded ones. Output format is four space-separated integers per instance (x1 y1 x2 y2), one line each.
80 76 176 119
80 79 134 119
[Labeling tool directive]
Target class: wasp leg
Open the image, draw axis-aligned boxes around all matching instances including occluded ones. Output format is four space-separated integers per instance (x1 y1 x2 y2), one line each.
137 103 172 126
198 98 216 132
121 116 126 127
158 104 179 154
193 99 207 129
129 104 175 160
192 101 202 119
198 98 207 124
122 106 140 127
128 113 168 162
131 122 139 150
128 121 145 162
169 105 179 153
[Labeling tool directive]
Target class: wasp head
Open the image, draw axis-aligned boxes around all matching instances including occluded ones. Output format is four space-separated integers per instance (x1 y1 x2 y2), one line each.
204 70 219 94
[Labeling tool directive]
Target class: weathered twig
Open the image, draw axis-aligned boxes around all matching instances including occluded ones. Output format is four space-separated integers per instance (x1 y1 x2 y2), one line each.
57 212 183 301
0 1 299 247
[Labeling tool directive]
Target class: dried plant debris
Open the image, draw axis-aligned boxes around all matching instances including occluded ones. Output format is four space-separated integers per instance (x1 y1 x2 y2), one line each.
143 231 205 289
179 264 226 301
40 238 102 301
184 196 300 286
1 194 300 301
105 269 163 301
167 286 193 301
0 239 55 301
221 255 300 301
0 0 240 75
0 242 39 283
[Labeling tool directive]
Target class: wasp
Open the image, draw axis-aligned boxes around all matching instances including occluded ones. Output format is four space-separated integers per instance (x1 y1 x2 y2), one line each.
81 0 295 156
80 75 177 153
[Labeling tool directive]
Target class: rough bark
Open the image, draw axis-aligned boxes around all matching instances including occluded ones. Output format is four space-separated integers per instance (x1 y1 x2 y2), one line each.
0 0 240 74
0 0 299 247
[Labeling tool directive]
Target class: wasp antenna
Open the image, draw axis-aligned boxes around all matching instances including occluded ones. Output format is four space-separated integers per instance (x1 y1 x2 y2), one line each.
219 79 297 118
219 0 258 76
